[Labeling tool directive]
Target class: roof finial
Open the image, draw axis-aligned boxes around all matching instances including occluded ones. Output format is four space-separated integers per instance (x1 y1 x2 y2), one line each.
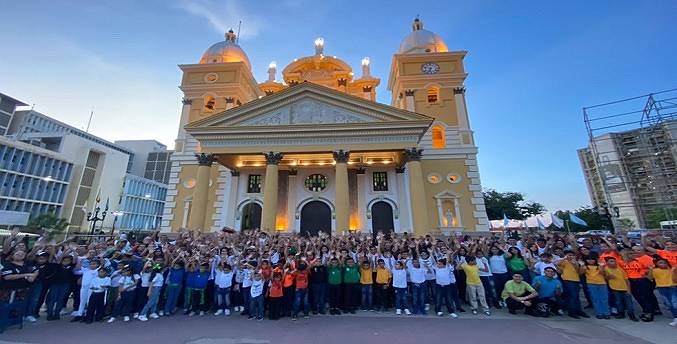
412 16 423 31
225 29 236 43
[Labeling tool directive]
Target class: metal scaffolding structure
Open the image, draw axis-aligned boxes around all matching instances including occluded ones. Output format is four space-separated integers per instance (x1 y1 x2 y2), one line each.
581 89 677 229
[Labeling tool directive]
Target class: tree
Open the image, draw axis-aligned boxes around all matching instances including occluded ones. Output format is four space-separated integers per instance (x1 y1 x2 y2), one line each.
483 189 546 220
26 212 69 239
618 218 636 231
645 208 677 229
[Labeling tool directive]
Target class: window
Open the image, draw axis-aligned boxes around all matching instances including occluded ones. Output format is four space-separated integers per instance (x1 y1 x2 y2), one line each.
432 125 446 148
427 87 439 104
373 172 388 191
247 174 262 193
304 174 328 192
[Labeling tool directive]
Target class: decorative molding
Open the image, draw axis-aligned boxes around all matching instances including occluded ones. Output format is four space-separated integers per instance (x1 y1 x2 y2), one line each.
225 97 235 104
337 78 348 87
288 168 298 176
404 89 415 97
355 167 366 175
182 98 192 105
453 87 466 95
403 147 423 162
332 149 351 163
362 86 373 93
263 152 284 165
395 167 406 174
366 197 400 220
195 153 216 166
230 170 240 177
265 90 274 96
288 80 299 86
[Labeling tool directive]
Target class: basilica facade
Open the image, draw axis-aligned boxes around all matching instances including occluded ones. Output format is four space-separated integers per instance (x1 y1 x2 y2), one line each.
160 19 489 235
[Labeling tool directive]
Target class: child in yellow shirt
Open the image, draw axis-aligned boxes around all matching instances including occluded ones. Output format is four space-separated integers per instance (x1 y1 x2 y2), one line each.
603 257 637 321
359 261 374 311
374 259 392 311
648 258 677 325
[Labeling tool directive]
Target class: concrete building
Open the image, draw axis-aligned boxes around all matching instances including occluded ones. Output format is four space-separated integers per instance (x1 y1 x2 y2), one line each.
114 140 173 184
578 119 677 228
0 93 27 136
162 18 489 235
117 173 167 230
0 136 73 219
144 150 173 184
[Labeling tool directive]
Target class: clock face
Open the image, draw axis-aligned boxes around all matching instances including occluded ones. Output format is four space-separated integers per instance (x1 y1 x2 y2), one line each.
421 62 440 74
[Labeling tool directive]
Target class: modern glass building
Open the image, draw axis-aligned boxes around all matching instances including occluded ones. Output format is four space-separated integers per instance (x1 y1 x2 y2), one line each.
0 136 73 218
118 173 167 230
0 93 27 136
144 150 172 184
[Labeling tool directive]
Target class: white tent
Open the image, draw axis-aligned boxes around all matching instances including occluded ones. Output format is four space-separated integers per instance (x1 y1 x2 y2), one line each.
489 215 553 230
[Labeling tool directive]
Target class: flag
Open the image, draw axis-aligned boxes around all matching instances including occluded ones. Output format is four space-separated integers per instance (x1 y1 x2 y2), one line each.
503 213 510 227
550 213 564 229
569 213 588 227
537 217 546 230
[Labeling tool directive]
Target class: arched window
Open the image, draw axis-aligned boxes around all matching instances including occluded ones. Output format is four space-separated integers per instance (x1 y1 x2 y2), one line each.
204 96 215 112
427 86 439 104
432 125 446 148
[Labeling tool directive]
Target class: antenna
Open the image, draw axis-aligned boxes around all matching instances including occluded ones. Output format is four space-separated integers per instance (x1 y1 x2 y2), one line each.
236 20 242 43
86 108 94 133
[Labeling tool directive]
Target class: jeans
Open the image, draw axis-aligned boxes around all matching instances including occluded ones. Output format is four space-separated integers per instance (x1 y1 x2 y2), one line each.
374 284 388 309
629 278 655 314
411 283 425 314
45 283 69 317
85 292 106 322
250 295 264 318
311 283 326 313
327 284 341 310
492 272 510 303
140 287 162 316
656 287 677 318
344 283 360 311
611 290 635 316
562 280 582 315
268 297 282 320
241 287 251 314
361 284 373 309
26 282 43 317
293 288 309 316
164 284 181 314
435 283 459 313
394 287 408 310
112 290 135 317
587 284 610 316
216 287 231 311
480 276 497 306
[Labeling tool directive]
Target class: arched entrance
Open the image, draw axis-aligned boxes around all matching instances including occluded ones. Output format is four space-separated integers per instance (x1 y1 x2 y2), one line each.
300 201 331 237
371 201 394 235
241 203 262 231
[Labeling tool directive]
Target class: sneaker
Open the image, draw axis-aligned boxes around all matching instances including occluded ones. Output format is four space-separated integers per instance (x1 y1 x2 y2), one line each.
158 310 164 317
425 304 430 311
133 313 139 319
25 316 37 322
149 313 159 319
107 317 116 323
188 311 196 317
557 309 565 316
292 316 297 321
669 318 677 326
449 313 458 318
123 316 130 322
472 309 478 315
484 310 491 316
303 314 309 319
404 309 411 315
199 311 205 316
437 312 443 316
214 310 223 316
257 317 264 321
396 309 402 315
138 315 148 322
224 309 231 316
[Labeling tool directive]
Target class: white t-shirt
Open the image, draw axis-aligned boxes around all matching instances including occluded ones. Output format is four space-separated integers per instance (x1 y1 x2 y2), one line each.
90 276 111 293
215 270 234 288
419 257 436 280
81 268 99 287
533 261 558 277
407 265 427 284
433 265 456 286
250 279 264 297
392 268 408 288
141 272 164 287
476 257 493 277
489 255 508 274
119 274 138 291
242 269 253 288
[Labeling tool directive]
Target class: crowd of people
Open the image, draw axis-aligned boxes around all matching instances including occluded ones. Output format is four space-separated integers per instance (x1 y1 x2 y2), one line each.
1 226 676 329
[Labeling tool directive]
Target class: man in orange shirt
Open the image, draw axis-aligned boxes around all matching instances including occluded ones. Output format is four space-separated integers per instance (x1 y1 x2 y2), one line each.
292 261 310 320
624 245 657 321
644 239 677 267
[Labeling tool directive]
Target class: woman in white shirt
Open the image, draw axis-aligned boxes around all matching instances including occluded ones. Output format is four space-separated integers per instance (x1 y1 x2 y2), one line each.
488 246 509 308
138 265 164 321
475 250 498 308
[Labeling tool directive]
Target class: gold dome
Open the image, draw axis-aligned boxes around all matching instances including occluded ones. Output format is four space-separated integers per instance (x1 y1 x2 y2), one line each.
199 30 252 69
398 18 448 54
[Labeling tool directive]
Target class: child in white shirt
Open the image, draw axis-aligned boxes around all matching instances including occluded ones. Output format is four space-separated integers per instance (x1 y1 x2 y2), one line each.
392 261 410 315
407 259 427 314
73 259 101 320
214 263 234 315
432 258 460 318
84 268 111 323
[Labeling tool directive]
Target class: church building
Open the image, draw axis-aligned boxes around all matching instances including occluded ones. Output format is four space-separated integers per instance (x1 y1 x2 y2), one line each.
161 18 489 235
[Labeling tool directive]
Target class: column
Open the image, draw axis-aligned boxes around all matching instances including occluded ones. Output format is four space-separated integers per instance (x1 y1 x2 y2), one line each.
261 152 283 232
188 153 215 231
287 169 298 233
454 87 469 130
224 170 240 227
395 167 411 232
405 89 416 112
403 148 430 234
333 150 350 233
175 98 192 152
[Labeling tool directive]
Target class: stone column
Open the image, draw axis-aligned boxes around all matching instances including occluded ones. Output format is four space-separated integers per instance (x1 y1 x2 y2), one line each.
405 90 416 112
261 152 283 231
454 87 469 130
333 150 350 233
175 98 192 152
362 86 373 101
188 153 216 231
403 148 429 234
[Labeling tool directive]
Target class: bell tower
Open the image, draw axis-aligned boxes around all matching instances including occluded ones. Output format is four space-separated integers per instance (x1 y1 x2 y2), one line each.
387 18 489 233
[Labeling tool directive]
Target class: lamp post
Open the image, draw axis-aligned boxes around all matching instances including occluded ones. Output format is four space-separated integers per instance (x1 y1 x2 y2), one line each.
111 211 124 236
86 198 108 237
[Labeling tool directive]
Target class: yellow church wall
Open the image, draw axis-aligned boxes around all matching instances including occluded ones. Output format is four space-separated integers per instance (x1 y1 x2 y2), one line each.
413 88 458 126
167 164 221 232
402 60 459 75
420 159 479 232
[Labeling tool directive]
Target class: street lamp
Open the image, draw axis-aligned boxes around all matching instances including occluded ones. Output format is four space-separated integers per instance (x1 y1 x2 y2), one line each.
111 211 124 235
86 198 108 237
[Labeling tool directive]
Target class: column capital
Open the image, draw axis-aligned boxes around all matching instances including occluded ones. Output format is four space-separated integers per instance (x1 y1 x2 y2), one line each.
263 152 284 165
181 97 192 105
403 148 424 162
362 86 373 93
288 168 298 176
332 149 350 163
395 167 406 174
355 167 366 175
404 89 416 97
225 97 235 104
195 153 216 166
453 87 466 95
230 170 240 177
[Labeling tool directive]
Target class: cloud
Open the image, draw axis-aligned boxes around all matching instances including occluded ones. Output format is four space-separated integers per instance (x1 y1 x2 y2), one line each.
176 0 263 39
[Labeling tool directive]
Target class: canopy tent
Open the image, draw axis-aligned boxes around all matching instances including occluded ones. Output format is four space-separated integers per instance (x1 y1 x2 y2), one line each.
489 215 554 230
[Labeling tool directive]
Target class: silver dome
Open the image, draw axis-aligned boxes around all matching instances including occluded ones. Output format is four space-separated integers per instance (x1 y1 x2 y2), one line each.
398 19 449 54
199 30 252 69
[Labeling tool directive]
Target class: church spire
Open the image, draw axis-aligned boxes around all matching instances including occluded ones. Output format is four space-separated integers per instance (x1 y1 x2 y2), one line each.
412 17 423 31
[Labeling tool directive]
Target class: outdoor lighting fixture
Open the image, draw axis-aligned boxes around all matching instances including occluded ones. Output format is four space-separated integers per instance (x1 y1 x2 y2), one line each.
314 37 324 55
42 176 54 182
366 161 374 165
144 194 152 198
361 57 370 66
268 61 277 69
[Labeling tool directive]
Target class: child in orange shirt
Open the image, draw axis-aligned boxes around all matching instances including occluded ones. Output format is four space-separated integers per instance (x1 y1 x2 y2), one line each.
267 272 284 320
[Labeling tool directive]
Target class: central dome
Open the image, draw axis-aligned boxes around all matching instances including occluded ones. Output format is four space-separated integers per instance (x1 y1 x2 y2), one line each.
398 18 448 54
200 30 252 70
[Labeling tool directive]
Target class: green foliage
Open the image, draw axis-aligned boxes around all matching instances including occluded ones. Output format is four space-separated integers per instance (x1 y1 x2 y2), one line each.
26 212 69 238
483 189 546 220
646 208 677 229
617 218 636 231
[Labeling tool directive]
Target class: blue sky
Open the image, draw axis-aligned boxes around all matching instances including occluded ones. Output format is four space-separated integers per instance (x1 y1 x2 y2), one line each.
1 0 675 212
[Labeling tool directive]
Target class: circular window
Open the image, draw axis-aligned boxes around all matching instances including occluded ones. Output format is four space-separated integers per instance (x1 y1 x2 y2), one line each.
183 178 196 189
447 173 462 184
304 174 328 192
427 173 441 184
204 73 218 83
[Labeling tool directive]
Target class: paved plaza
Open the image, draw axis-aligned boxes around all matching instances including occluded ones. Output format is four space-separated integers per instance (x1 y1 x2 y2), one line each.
1 311 674 344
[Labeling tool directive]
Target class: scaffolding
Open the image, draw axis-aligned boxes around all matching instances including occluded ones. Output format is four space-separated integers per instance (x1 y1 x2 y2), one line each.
582 89 677 229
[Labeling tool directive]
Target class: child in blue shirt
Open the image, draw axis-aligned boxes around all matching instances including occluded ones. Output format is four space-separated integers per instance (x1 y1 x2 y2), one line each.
185 260 210 316
163 259 185 316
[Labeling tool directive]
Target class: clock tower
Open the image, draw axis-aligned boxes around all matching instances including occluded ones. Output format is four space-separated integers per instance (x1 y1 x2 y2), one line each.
387 18 489 232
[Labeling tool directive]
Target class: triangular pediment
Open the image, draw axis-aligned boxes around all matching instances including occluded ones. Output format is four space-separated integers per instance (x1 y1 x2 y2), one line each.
186 82 432 129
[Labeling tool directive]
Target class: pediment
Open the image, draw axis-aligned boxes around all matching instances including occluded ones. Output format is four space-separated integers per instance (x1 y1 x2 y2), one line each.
186 82 432 129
